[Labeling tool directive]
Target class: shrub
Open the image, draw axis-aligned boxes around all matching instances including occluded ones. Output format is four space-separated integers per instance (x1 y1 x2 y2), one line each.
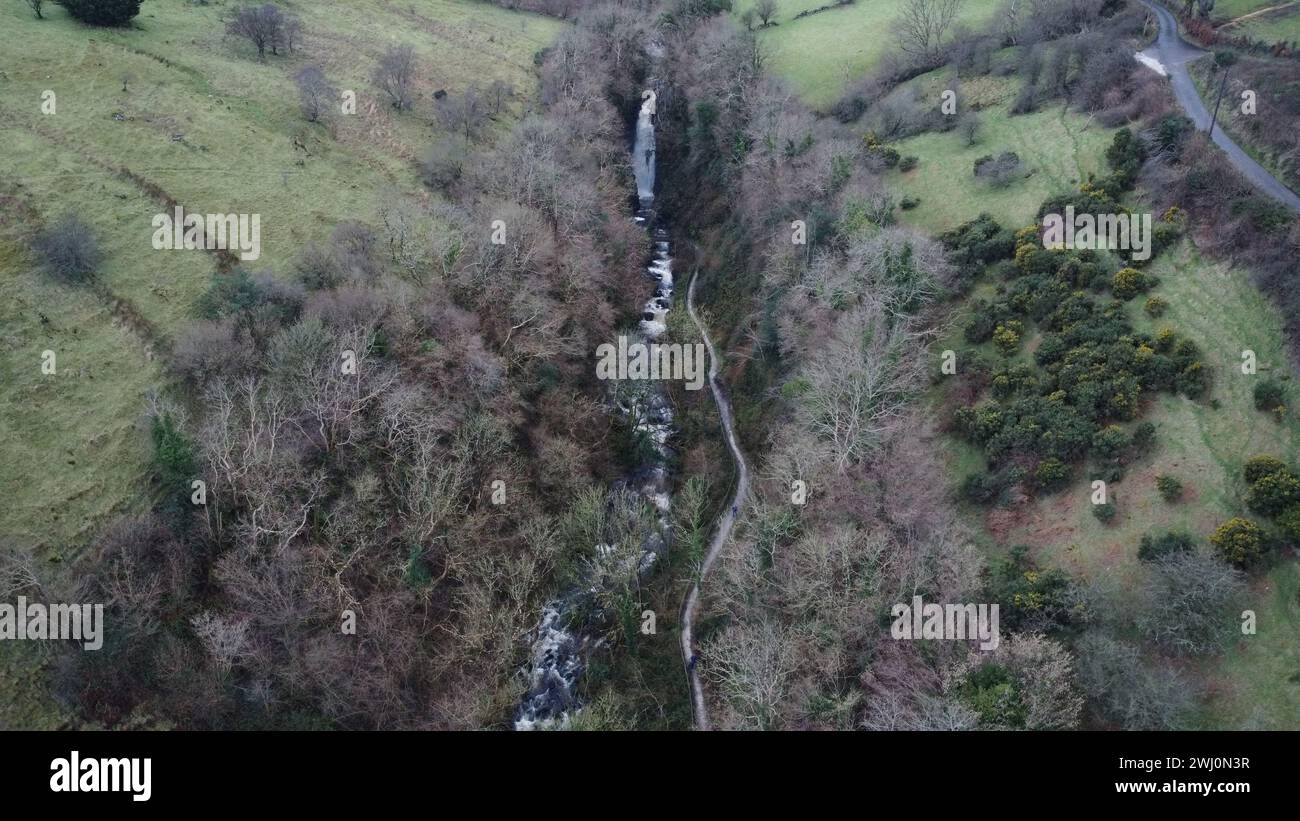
959 662 1026 728
171 320 256 387
1176 360 1208 399
294 243 345 290
1155 474 1183 503
862 135 901 168
195 267 303 327
1104 128 1146 190
1130 421 1157 456
421 139 467 191
30 213 102 283
984 545 1077 632
1034 458 1070 492
899 196 920 210
1246 469 1300 517
151 412 196 501
974 152 1023 187
61 0 143 26
1143 296 1168 317
1209 517 1267 567
1111 267 1152 300
1232 197 1292 235
1010 81 1038 114
1091 425 1130 461
939 214 1015 269
1253 378 1286 416
898 155 919 172
964 310 997 344
960 465 1025 505
1243 455 1289 485
1153 115 1193 154
992 320 1022 356
1092 501 1116 523
1138 531 1194 562
1213 50 1237 68
1276 506 1300 544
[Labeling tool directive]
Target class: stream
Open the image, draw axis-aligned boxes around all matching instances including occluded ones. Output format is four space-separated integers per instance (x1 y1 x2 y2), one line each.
513 80 675 730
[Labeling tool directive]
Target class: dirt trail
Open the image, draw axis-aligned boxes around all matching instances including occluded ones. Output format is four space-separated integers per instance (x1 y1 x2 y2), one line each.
680 271 750 731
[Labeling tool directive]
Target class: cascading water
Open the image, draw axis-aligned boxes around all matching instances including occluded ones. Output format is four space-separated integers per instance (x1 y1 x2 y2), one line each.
633 89 657 211
513 78 676 731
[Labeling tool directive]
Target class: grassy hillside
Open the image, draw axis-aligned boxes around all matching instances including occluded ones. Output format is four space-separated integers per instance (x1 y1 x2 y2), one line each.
932 232 1300 728
733 0 1002 108
884 75 1115 233
1213 0 1300 44
0 0 564 554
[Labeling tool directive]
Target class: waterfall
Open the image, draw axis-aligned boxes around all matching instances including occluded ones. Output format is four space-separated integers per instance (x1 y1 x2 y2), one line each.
632 90 657 211
514 84 676 730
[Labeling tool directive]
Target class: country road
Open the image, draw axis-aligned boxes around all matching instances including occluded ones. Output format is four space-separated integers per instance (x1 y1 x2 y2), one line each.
680 271 750 731
1139 0 1300 213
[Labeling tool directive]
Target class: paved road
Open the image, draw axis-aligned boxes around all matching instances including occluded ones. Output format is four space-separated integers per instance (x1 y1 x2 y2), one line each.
680 271 750 731
1139 0 1300 212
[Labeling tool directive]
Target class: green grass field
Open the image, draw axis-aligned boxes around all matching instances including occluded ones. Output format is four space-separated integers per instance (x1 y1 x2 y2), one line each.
1212 0 1300 44
734 0 1002 109
886 76 1115 234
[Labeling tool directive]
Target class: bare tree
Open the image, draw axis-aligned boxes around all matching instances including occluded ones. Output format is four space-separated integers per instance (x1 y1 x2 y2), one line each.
702 619 799 729
755 0 778 26
280 14 301 52
226 5 297 60
798 299 926 470
25 0 45 20
294 66 337 123
997 0 1021 45
960 111 982 145
487 78 513 115
1137 551 1244 656
374 190 431 278
893 0 965 66
373 44 417 110
1075 632 1194 729
190 611 251 673
421 138 467 191
438 86 487 143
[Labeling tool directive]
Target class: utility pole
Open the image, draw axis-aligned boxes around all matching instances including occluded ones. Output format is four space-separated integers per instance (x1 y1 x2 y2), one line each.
1208 66 1230 139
